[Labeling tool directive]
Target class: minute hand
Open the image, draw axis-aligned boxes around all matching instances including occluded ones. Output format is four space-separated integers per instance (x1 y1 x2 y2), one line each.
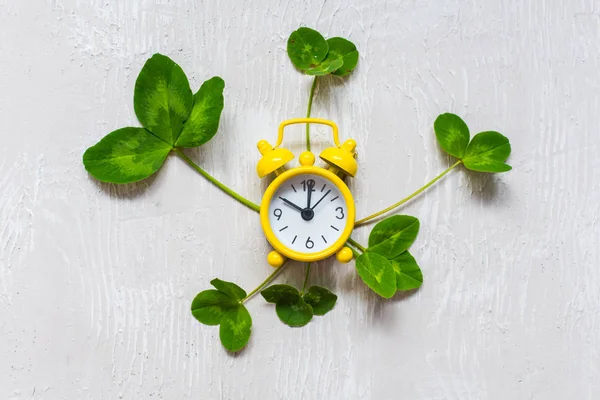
310 190 331 210
306 180 315 208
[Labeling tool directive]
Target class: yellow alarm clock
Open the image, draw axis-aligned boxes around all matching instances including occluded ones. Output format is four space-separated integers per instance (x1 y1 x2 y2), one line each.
256 118 357 267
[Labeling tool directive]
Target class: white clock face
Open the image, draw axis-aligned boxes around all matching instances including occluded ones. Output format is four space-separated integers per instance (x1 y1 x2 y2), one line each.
268 173 349 254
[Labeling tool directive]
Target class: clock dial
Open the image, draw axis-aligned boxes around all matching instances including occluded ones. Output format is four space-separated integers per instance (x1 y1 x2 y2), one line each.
268 173 349 254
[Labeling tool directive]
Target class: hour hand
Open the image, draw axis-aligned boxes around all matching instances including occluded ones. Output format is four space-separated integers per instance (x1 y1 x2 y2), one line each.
279 197 303 212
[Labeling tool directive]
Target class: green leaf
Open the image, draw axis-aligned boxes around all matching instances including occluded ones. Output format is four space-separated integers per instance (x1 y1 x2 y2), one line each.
134 54 193 145
219 305 252 352
324 37 359 76
83 127 172 184
190 289 240 326
175 77 225 148
210 278 246 301
303 286 337 316
276 296 314 327
462 131 512 172
389 251 423 291
287 27 328 71
261 285 314 327
261 284 300 303
368 215 420 259
434 113 470 159
355 252 396 298
305 59 344 76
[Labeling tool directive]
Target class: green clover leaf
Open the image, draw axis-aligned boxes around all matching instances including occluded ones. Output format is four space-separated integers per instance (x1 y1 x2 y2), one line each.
434 113 512 173
219 305 252 352
261 284 314 327
276 297 314 327
287 27 329 71
355 252 396 298
190 289 240 326
82 127 172 183
176 76 225 148
260 284 299 303
287 28 359 77
134 54 193 145
83 54 226 184
324 37 359 76
191 279 252 352
210 278 247 301
368 215 420 259
305 59 344 76
389 251 423 291
303 286 337 316
462 131 512 172
361 216 421 297
434 113 470 159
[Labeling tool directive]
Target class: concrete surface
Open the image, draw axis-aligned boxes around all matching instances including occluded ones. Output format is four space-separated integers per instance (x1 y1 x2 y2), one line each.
1 0 599 399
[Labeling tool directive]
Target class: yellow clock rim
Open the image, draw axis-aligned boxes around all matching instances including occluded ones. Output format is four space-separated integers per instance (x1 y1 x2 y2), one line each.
260 166 355 262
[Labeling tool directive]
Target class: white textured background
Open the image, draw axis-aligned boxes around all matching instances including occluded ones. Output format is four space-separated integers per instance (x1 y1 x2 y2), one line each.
1 0 599 399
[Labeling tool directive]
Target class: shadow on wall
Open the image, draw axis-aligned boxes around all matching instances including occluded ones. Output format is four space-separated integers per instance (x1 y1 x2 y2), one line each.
89 162 163 200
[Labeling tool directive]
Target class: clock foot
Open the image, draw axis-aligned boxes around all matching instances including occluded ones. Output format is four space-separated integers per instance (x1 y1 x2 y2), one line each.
336 247 353 263
267 250 286 268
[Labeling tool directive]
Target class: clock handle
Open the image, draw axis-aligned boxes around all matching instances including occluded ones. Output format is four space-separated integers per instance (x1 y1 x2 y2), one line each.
276 118 358 178
276 118 341 147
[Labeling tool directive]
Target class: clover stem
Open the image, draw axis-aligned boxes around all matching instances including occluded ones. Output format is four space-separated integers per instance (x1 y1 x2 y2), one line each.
242 261 288 303
174 148 261 213
346 244 361 259
305 76 318 151
350 247 360 258
355 160 462 226
346 237 366 253
301 262 311 294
